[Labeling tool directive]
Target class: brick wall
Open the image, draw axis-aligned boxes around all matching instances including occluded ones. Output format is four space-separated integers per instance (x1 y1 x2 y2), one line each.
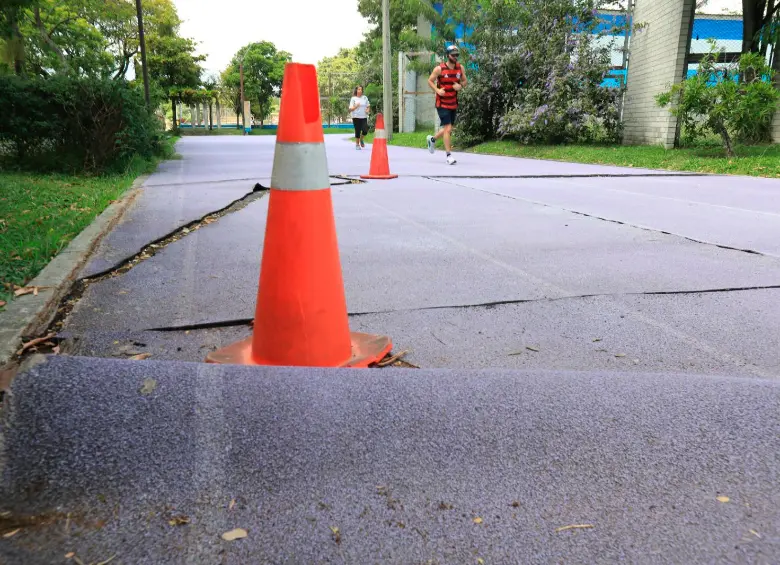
622 0 696 147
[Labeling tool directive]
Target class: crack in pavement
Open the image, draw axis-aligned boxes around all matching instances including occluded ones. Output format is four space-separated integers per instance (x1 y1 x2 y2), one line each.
144 177 363 188
144 177 267 188
338 173 708 180
427 177 778 259
142 284 780 332
43 186 269 339
355 194 779 379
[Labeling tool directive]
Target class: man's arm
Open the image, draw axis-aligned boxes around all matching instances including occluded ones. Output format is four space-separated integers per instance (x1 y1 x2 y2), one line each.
453 66 467 92
428 66 445 96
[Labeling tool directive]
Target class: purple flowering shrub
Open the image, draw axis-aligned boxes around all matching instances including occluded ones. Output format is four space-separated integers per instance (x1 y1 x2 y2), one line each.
453 0 624 145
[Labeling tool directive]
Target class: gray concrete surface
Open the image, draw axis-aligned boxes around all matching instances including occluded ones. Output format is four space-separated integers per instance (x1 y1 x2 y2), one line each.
62 287 780 379
81 178 267 278
64 176 780 341
436 176 780 257
2 356 779 564
5 136 780 563
155 135 702 187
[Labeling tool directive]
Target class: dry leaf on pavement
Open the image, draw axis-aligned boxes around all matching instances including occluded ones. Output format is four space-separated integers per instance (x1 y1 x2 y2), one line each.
717 496 730 503
16 333 56 355
526 346 540 352
168 515 190 526
139 378 157 395
13 286 50 297
221 528 248 541
555 524 594 533
129 352 152 361
473 517 483 524
3 528 21 538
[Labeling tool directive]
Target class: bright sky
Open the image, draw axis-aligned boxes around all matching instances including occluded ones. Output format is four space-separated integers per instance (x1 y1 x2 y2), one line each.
701 0 742 13
174 0 372 78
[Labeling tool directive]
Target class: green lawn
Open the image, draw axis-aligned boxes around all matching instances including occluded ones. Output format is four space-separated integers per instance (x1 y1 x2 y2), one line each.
179 127 353 136
369 131 780 178
0 139 177 309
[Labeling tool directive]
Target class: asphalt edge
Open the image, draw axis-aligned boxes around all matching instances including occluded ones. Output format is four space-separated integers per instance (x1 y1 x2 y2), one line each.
0 175 148 369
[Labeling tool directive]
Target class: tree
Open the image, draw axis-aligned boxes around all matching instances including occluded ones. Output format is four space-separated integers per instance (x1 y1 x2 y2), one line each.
0 0 35 74
0 0 188 79
354 0 441 123
223 41 290 125
435 0 623 145
657 46 779 156
146 7 204 129
317 47 360 124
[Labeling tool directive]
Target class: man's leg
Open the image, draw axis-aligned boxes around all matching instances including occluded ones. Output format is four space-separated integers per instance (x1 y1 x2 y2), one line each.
442 124 453 153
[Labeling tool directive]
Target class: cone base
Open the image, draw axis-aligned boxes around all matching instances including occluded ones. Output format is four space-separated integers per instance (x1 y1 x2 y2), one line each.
205 332 393 368
359 174 398 180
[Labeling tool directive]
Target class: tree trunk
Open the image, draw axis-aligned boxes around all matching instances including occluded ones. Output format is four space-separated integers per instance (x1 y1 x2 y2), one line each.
216 100 222 129
34 8 68 71
760 0 775 56
742 0 768 53
9 12 24 75
209 102 213 131
718 124 735 157
171 98 178 130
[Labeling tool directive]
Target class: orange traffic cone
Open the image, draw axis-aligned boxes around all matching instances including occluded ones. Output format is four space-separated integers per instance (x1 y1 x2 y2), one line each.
360 113 398 180
206 63 392 368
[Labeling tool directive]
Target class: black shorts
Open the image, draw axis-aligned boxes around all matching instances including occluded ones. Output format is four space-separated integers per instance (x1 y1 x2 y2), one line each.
352 117 369 137
437 107 457 126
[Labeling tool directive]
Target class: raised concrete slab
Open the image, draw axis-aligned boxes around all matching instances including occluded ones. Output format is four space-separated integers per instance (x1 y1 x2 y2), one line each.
81 179 265 278
2 356 779 564
61 287 780 379
63 177 780 333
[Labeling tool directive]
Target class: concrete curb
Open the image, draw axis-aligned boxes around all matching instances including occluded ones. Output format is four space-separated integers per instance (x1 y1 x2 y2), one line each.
0 175 148 368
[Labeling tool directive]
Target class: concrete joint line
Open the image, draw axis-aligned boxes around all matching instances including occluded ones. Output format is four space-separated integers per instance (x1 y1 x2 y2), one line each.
428 178 778 260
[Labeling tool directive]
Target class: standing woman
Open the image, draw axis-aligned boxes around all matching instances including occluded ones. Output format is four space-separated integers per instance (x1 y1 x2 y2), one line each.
349 85 370 150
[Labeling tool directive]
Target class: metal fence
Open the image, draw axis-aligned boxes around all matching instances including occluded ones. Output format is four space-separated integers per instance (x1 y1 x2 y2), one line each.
686 12 746 76
319 71 364 127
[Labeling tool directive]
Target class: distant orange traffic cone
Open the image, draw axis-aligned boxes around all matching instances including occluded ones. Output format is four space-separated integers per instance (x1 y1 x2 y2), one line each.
206 63 392 368
360 113 398 180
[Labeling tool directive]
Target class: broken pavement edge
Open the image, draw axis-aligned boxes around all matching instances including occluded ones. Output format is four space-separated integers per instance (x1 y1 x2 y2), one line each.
0 174 149 370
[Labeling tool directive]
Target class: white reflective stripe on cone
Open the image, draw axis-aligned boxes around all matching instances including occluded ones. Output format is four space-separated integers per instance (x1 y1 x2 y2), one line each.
374 129 387 140
271 142 331 191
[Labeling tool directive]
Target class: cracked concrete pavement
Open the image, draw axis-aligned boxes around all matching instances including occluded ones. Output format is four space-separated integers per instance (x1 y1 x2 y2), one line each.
3 133 780 563
54 135 780 378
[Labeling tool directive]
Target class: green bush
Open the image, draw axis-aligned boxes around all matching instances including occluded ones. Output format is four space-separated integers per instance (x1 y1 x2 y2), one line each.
451 0 624 146
0 75 163 172
657 46 779 157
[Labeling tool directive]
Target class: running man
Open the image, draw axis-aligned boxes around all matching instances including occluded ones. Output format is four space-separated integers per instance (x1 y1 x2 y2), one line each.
426 44 467 165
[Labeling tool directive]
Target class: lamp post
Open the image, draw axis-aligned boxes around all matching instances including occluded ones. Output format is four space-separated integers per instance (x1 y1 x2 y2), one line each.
382 0 393 140
135 0 151 107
